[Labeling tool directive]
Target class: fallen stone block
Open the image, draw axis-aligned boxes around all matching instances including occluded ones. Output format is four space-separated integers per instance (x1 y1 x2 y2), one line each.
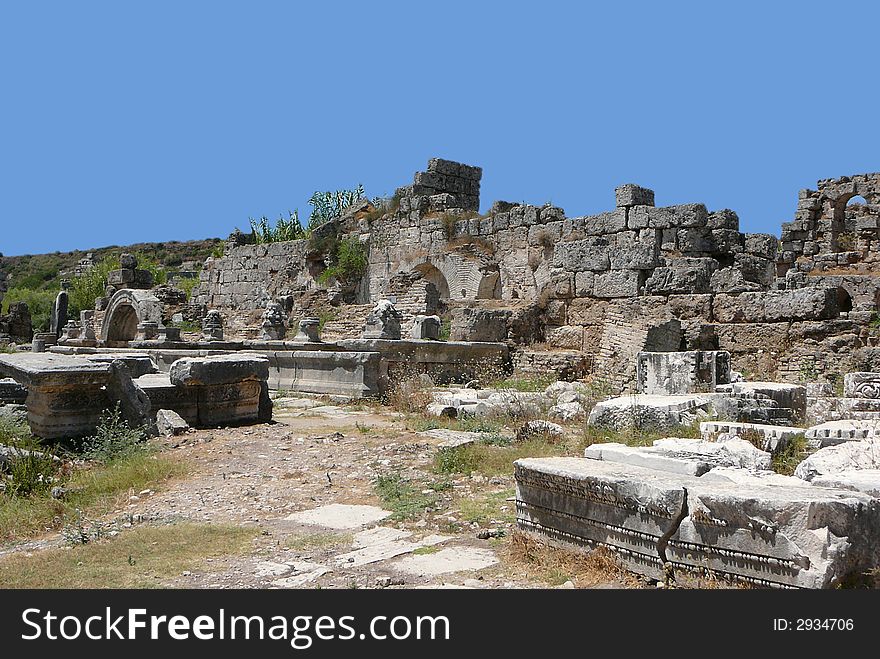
794 438 880 482
548 401 585 422
812 470 880 498
156 409 189 437
515 456 880 588
170 354 269 387
516 420 564 442
718 381 806 422
588 394 711 431
844 372 880 399
425 402 458 418
107 360 152 431
584 436 771 476
805 420 880 447
0 378 27 404
700 421 803 453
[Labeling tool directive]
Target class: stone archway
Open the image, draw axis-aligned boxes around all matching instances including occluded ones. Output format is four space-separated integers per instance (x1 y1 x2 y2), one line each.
413 262 451 301
476 271 502 299
100 289 163 346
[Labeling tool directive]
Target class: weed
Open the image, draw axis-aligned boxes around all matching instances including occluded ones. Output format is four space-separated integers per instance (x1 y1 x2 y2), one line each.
79 405 149 464
373 473 441 521
771 434 811 476
317 237 368 285
412 545 439 555
505 531 640 588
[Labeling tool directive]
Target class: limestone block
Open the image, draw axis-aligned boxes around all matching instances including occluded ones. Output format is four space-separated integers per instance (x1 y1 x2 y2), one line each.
156 408 189 436
712 288 838 323
573 271 594 297
666 294 713 321
637 350 731 395
615 184 655 208
556 237 611 272
170 355 270 387
794 438 880 482
593 270 642 298
720 381 806 421
811 470 880 498
107 360 152 430
410 315 441 340
516 420 564 442
644 258 716 295
544 325 584 351
744 233 778 259
548 401 585 422
584 436 770 476
805 420 880 447
706 209 739 230
699 421 803 453
582 210 626 235
844 372 880 399
515 457 880 588
588 394 711 431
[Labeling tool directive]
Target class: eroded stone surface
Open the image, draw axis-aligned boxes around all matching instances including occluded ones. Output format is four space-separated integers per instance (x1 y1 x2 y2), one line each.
284 504 391 530
516 456 880 588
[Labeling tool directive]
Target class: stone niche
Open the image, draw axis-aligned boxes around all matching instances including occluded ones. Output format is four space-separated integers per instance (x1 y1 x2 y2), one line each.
637 350 731 395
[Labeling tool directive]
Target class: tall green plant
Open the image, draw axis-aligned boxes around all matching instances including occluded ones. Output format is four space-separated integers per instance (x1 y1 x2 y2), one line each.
249 210 306 244
317 237 368 285
307 185 365 229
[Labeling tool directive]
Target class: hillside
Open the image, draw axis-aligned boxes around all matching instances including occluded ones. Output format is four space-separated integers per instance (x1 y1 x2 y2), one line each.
0 238 223 291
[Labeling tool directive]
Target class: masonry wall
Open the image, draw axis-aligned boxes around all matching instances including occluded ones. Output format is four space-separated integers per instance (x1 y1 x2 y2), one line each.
191 158 880 390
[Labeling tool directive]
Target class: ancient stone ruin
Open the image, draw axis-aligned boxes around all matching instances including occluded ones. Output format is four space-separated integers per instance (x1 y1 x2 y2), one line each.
3 157 880 588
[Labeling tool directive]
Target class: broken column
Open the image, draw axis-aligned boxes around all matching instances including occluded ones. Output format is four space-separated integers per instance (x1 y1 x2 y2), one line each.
50 290 68 340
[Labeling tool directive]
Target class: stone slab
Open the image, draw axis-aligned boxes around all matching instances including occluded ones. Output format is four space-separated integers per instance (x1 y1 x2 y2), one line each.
284 504 391 530
515 456 880 588
170 354 269 386
392 547 499 576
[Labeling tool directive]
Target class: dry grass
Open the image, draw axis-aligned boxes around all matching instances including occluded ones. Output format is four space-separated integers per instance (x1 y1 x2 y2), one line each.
0 452 189 543
0 522 258 588
505 531 641 588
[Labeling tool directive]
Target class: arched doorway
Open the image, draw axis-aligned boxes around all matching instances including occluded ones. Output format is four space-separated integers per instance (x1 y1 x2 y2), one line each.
106 305 139 343
100 289 163 346
476 271 502 299
413 263 450 301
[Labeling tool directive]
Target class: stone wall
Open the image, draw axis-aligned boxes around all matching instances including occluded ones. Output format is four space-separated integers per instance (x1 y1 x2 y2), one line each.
189 158 880 390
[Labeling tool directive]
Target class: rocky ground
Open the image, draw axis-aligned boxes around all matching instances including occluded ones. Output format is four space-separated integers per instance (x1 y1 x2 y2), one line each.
2 395 636 589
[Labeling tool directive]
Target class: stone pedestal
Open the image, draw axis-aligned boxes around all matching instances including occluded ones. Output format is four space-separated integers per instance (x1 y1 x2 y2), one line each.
201 310 224 342
260 301 287 341
136 321 160 341
637 350 731 395
410 315 441 340
292 318 321 343
362 300 402 340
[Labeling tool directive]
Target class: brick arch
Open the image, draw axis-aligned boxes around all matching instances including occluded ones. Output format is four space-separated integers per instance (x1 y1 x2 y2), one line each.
100 289 162 345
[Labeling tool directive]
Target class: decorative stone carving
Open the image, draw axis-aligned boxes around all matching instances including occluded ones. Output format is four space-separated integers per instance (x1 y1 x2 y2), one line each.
362 300 402 340
260 300 287 340
844 372 880 399
292 318 321 343
201 310 224 342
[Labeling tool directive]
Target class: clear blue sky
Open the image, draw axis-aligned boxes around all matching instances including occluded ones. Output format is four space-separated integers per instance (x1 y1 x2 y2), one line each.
2 1 878 256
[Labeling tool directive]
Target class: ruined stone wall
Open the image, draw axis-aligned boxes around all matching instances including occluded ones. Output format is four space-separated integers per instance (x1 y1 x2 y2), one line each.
190 157 880 390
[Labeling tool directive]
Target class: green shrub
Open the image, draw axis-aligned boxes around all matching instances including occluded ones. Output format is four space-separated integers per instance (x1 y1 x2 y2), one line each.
177 276 200 300
317 237 368 285
1 287 56 332
68 252 166 316
3 441 60 497
78 405 149 464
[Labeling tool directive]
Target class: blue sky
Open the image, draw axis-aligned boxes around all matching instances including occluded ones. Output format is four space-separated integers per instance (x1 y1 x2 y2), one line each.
1 1 878 256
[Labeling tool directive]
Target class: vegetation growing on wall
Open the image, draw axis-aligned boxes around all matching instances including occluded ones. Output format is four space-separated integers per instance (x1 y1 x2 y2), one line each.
249 211 307 244
308 184 365 229
317 237 368 285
